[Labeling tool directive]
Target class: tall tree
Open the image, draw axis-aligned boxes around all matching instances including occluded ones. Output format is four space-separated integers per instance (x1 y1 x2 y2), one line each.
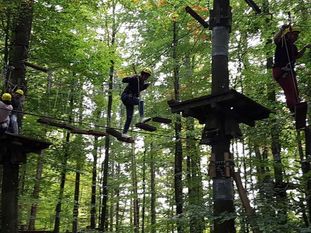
172 15 184 233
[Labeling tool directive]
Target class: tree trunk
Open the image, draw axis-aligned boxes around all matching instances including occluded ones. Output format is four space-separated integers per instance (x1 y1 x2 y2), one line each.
131 144 139 233
53 131 70 233
7 0 34 92
72 83 84 233
172 18 184 233
150 144 156 233
100 62 114 231
141 149 146 233
99 0 117 226
28 152 44 230
72 170 80 233
53 88 74 233
115 163 121 232
186 118 204 233
303 126 311 225
90 136 98 229
209 1 235 232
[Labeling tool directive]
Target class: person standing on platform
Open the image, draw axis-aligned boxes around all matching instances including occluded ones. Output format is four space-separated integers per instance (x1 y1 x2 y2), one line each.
9 89 25 134
0 93 13 134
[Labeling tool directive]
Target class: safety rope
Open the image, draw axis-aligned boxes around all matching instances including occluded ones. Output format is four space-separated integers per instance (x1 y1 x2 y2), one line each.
283 36 300 102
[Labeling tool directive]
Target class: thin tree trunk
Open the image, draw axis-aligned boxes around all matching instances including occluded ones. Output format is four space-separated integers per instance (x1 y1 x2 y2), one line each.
302 126 311 225
186 118 204 233
115 163 121 232
72 83 84 233
131 143 139 233
72 170 80 233
141 149 147 233
115 102 124 232
53 87 74 233
99 1 117 227
172 18 183 233
28 152 44 230
150 144 156 233
90 136 98 229
100 63 113 231
53 131 71 233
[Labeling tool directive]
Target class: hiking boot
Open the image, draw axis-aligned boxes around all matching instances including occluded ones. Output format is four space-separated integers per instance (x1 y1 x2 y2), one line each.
121 133 131 139
140 117 151 123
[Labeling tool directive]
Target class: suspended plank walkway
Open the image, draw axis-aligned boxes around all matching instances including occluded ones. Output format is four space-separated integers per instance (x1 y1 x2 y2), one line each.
37 117 107 137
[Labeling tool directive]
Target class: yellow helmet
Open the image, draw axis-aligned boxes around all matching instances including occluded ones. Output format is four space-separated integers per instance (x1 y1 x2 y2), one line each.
141 67 152 75
2 93 12 102
15 89 24 96
282 26 300 37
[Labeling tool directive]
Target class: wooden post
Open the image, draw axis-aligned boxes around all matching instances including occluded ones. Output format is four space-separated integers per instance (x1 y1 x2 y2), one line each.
0 133 50 233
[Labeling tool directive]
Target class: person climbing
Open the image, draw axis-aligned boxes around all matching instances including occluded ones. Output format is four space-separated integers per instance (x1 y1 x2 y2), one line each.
8 88 24 134
121 67 152 138
0 93 13 134
272 24 311 113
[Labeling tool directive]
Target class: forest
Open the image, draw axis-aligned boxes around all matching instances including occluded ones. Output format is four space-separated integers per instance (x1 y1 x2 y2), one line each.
0 0 311 233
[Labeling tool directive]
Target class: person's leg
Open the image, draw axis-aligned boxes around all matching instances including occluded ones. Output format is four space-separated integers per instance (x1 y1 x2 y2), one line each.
273 68 299 112
10 114 18 134
139 100 144 118
279 74 299 112
123 104 134 134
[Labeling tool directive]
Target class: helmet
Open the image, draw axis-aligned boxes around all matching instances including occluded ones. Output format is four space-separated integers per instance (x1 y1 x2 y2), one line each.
282 26 300 37
2 93 12 102
15 89 24 96
141 67 152 75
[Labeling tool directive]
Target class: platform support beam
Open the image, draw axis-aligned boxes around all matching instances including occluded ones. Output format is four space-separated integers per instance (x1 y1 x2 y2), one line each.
0 134 50 233
2 161 19 233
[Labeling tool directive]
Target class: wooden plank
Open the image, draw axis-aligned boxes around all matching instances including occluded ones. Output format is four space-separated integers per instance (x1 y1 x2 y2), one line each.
135 123 157 132
71 128 107 137
37 118 74 130
152 116 172 124
38 118 108 137
106 127 134 143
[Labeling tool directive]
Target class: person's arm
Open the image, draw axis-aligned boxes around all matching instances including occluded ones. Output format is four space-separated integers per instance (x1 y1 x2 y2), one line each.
274 25 289 43
297 44 311 59
122 75 139 83
141 83 150 91
122 77 131 83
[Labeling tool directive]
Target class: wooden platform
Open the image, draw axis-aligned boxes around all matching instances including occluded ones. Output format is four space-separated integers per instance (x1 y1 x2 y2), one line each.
0 132 51 158
168 89 271 126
